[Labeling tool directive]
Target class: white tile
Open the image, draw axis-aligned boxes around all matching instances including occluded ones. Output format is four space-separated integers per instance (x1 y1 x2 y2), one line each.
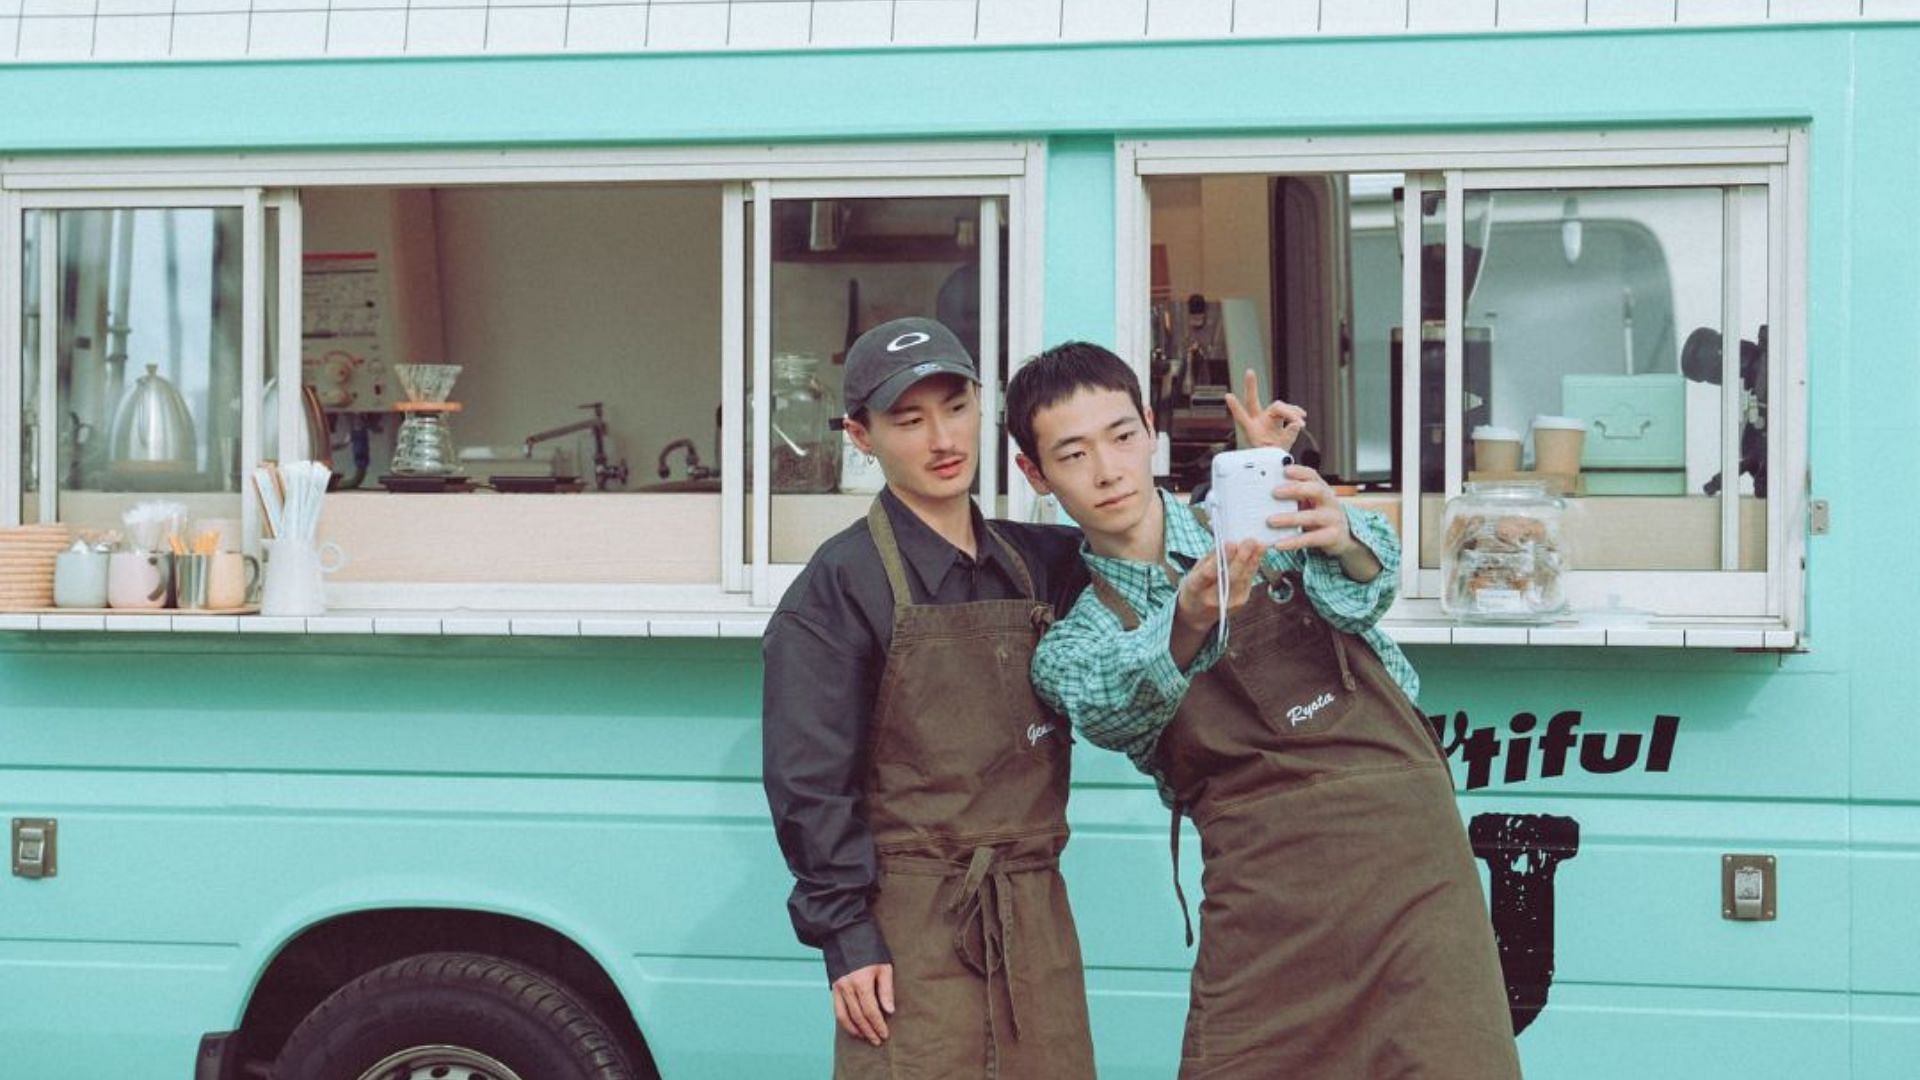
510 617 580 636
718 616 772 638
485 6 567 50
1863 0 1920 15
0 18 16 56
105 614 176 632
1408 0 1495 30
1676 0 1767 21
170 12 251 56
1452 625 1529 645
16 14 93 58
976 0 1060 41
100 11 178 55
1588 0 1676 24
1605 626 1684 647
327 8 405 53
38 613 106 632
893 0 979 44
727 0 812 47
1320 0 1407 33
305 615 375 634
809 0 893 45
0 613 37 631
1494 0 1585 30
405 7 486 51
645 1 727 48
238 616 309 633
1231 0 1319 35
1147 0 1231 37
441 616 512 636
1526 626 1606 646
1384 623 1453 645
1060 0 1146 38
331 0 408 10
566 2 648 49
0 0 20 17
373 616 444 635
1684 627 1766 649
248 11 328 55
171 614 241 632
21 0 93 16
409 0 487 9
174 0 243 11
251 0 322 11
1770 0 1860 19
576 617 652 637
97 0 172 15
1763 630 1801 650
649 617 720 638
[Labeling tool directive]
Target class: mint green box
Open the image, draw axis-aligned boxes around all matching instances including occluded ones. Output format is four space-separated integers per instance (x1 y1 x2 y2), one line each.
1582 468 1689 495
1563 374 1687 469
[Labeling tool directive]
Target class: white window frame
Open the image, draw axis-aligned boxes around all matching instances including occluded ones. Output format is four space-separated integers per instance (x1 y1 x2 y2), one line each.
0 142 1049 616
1116 129 1809 643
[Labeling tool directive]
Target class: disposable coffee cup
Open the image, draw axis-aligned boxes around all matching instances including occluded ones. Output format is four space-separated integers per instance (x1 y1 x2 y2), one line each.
1532 415 1589 474
1471 425 1523 473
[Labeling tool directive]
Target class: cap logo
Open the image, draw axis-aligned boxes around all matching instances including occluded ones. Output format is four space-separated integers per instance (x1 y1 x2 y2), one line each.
886 332 932 352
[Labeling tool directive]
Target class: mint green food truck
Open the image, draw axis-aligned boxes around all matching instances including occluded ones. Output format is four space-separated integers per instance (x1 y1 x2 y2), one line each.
1 7 1915 1078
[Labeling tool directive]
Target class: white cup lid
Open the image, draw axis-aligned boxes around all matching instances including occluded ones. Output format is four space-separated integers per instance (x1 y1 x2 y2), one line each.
1532 415 1589 431
1472 425 1522 441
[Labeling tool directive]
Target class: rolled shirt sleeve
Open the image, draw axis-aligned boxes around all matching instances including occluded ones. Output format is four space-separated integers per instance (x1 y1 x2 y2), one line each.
1295 504 1401 634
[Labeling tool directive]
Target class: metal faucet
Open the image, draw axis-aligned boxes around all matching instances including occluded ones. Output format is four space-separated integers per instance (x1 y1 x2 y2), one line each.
657 438 716 482
524 402 630 491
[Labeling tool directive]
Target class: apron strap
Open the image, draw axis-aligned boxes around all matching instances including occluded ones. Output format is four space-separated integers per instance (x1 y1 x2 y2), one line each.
948 844 1024 1080
865 498 917 609
1170 803 1196 949
1089 568 1142 632
981 521 1038 603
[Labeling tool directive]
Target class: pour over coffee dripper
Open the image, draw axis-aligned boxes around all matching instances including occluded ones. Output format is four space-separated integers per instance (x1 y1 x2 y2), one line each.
390 364 464 476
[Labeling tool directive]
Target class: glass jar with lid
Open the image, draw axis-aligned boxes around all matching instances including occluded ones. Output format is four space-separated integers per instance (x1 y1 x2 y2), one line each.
1441 480 1570 622
759 353 841 493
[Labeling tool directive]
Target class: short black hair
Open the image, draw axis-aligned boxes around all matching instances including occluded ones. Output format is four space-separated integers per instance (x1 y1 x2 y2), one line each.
1006 341 1148 462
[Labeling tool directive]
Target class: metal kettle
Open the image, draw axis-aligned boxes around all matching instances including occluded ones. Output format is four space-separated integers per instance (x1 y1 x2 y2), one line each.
262 379 332 465
110 364 198 469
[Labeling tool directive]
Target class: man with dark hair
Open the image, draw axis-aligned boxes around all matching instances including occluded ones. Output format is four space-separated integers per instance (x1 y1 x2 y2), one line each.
762 319 1097 1079
1006 341 1520 1079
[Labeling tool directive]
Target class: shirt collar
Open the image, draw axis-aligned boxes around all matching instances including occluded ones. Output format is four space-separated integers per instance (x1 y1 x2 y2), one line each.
878 487 1006 599
1081 489 1214 583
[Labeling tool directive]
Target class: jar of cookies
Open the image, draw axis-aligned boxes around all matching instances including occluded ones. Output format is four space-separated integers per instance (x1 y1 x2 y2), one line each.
1441 480 1569 622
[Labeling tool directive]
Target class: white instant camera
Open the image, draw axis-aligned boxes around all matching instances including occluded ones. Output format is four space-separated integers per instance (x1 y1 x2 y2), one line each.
1205 447 1302 544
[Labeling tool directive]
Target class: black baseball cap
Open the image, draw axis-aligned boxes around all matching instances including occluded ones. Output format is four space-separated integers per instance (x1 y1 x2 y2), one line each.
843 317 979 418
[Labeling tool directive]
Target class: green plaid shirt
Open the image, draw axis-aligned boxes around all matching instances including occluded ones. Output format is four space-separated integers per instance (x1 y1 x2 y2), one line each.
1032 490 1417 805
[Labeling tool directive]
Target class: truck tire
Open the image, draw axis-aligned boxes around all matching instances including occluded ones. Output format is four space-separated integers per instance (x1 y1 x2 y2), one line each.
272 951 637 1080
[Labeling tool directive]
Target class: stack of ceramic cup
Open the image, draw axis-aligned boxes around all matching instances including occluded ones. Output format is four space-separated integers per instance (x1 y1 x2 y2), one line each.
0 525 75 610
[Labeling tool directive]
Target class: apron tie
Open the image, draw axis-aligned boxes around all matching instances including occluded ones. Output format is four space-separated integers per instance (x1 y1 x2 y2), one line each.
1171 804 1196 948
949 844 1024 1079
1332 631 1358 693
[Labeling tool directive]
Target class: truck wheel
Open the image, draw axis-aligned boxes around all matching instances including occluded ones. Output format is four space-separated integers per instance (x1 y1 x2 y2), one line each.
272 951 637 1080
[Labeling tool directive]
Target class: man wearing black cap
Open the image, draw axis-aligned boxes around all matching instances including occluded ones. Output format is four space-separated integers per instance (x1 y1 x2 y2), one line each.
762 317 1097 1078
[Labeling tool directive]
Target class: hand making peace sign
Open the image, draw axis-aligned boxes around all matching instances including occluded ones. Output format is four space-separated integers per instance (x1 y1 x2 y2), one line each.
1223 368 1308 452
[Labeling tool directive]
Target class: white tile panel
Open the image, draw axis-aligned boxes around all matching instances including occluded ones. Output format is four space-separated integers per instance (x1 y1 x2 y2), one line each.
1683 627 1767 648
405 7 487 51
441 616 513 636
170 12 252 56
1147 0 1232 38
1771 0 1862 19
649 617 722 637
238 616 309 633
21 0 93 16
105 614 176 632
248 11 329 56
1763 630 1801 650
719 615 773 637
172 615 242 633
38 613 106 632
0 0 19 17
1322 0 1408 34
1675 0 1766 20
252 0 321 12
893 0 980 44
0 613 38 631
16 14 93 58
307 615 377 634
1451 625 1530 645
327 9 406 54
975 0 1060 41
1526 626 1607 646
1231 0 1320 35
332 0 410 10
576 617 652 637
1604 626 1685 647
510 617 580 636
1587 0 1677 25
1863 0 1920 15
1386 624 1454 645
0 19 15 59
646 1 728 48
97 0 173 15
1494 0 1585 30
810 0 894 46
411 0 488 9
372 616 445 635
727 0 813 48
1060 0 1146 39
92 14 173 57
566 2 648 49
172 0 240 11
1408 0 1497 31
485 6 568 51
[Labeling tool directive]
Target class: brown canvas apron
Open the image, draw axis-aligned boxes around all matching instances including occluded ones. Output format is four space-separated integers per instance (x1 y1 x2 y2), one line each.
834 500 1097 1080
1090 548 1520 1080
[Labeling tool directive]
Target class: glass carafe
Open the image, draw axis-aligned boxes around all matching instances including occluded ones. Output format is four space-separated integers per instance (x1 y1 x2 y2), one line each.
763 353 840 493
392 412 460 476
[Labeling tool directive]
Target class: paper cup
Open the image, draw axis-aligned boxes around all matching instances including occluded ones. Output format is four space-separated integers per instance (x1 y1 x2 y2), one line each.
1532 415 1589 474
1471 425 1523 473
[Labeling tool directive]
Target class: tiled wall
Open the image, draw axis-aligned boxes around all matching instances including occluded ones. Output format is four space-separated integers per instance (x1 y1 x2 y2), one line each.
0 0 1915 63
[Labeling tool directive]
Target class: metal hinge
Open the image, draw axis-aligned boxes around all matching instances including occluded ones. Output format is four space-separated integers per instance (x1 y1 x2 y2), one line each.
12 818 56 879
1809 499 1830 536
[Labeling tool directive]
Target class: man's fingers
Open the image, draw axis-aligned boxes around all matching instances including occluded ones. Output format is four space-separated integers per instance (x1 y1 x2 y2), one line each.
855 976 891 1043
878 965 896 1015
833 987 860 1040
1224 391 1252 429
1242 368 1262 413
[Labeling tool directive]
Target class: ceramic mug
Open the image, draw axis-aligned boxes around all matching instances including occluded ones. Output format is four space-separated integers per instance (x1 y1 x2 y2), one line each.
207 552 262 610
53 549 110 608
260 540 347 617
107 551 171 609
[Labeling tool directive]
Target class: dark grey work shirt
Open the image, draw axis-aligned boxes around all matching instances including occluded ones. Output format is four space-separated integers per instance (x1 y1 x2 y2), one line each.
761 488 1087 984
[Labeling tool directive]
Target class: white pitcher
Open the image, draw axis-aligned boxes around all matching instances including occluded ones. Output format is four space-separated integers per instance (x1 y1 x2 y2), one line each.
260 539 347 617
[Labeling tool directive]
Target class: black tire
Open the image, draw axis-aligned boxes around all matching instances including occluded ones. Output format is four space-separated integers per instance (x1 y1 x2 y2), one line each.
271 951 637 1080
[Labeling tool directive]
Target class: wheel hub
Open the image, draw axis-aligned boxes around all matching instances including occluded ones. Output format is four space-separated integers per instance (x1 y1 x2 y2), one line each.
356 1044 527 1080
